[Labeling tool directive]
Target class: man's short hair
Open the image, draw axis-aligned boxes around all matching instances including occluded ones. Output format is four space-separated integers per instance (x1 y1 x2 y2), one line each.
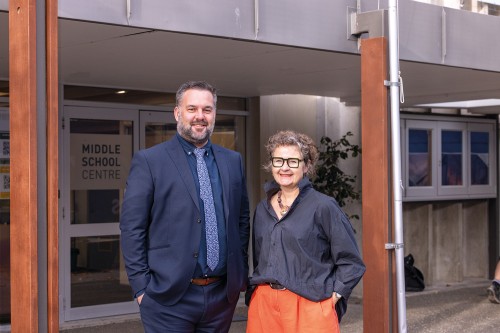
175 81 217 108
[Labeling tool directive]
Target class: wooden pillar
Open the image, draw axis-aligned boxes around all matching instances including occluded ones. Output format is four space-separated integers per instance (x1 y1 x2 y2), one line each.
9 0 39 332
9 0 59 331
46 0 59 332
361 37 397 332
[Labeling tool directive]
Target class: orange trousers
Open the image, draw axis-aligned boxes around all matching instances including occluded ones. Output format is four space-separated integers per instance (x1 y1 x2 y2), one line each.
246 284 340 333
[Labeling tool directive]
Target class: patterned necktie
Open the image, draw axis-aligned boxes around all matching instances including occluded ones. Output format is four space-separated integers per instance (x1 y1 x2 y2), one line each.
193 148 219 271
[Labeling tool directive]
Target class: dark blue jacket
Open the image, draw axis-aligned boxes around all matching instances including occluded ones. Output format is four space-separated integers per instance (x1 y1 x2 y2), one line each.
120 137 250 305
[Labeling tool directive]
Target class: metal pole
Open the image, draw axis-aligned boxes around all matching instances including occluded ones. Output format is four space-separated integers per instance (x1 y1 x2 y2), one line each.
387 0 408 332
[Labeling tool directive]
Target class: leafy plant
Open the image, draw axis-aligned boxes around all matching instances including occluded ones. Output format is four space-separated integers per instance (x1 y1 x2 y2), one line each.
313 132 361 219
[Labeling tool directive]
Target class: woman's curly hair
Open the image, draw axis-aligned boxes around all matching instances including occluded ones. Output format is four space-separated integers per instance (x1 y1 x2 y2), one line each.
263 130 319 178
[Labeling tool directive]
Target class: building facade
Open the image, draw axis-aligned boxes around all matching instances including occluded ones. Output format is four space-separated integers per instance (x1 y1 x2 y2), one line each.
1 0 500 331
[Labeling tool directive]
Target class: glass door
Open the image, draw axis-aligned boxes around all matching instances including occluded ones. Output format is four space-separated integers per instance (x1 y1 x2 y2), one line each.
62 105 139 321
62 106 244 322
139 110 246 154
140 111 177 149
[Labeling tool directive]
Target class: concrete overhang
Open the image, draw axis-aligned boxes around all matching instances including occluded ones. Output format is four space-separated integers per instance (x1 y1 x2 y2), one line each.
0 1 499 107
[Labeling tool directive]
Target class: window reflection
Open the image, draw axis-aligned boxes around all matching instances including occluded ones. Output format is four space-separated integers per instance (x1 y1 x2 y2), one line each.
144 114 246 156
71 236 132 307
70 119 133 225
441 130 463 186
470 131 489 185
69 118 134 308
0 128 10 324
212 115 246 155
145 122 176 148
408 129 432 187
0 221 10 324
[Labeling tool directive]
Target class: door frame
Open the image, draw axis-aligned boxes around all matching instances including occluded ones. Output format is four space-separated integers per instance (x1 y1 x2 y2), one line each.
59 100 246 323
61 103 142 321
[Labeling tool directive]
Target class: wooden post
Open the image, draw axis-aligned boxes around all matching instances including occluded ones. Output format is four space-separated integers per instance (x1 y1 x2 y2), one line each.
361 36 397 332
9 0 59 331
9 0 39 331
46 0 59 331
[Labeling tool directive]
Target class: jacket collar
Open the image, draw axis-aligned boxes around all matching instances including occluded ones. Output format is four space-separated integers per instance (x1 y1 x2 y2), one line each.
264 177 313 200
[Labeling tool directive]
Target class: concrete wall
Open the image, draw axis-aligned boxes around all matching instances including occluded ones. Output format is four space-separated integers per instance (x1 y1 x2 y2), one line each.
258 95 364 295
259 95 322 188
323 98 362 226
245 97 262 216
258 95 362 218
403 200 489 286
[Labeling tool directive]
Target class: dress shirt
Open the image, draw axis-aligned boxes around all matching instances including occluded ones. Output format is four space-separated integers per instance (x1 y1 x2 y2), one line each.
176 134 227 277
249 178 365 321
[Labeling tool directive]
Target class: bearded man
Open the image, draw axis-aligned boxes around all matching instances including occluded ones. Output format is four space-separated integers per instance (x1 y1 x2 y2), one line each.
120 81 250 333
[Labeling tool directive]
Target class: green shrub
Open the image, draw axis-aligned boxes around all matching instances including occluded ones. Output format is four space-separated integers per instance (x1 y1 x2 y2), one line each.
313 132 361 219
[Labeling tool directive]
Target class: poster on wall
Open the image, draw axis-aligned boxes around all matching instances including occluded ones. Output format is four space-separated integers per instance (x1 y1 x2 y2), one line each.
0 132 10 200
70 134 132 190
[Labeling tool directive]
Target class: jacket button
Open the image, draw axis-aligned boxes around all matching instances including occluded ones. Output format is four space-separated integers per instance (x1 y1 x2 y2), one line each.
193 252 199 258
197 218 201 223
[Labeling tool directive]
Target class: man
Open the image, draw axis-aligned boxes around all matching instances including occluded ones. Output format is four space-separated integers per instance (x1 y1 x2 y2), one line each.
487 259 500 304
120 81 250 332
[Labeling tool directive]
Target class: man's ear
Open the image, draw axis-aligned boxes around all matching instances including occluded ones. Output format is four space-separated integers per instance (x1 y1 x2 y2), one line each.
174 107 180 121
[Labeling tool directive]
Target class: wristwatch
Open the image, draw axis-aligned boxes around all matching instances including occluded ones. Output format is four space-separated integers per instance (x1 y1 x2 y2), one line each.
333 292 342 300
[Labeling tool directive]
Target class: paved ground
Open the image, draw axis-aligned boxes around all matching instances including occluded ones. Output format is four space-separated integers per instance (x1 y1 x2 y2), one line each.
338 280 500 333
48 279 499 332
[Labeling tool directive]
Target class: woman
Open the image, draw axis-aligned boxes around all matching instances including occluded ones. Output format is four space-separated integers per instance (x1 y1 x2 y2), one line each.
246 130 365 333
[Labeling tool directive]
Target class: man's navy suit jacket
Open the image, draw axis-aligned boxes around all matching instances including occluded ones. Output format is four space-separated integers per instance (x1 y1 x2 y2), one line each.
120 137 250 306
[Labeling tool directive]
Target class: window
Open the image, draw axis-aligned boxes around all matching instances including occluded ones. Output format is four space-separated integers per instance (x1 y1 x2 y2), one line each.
405 120 438 198
438 122 468 197
402 115 496 201
470 131 489 185
409 129 433 187
468 122 496 195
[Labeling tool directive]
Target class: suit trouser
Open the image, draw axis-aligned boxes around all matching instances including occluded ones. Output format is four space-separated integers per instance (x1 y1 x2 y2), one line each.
139 279 238 333
246 284 340 333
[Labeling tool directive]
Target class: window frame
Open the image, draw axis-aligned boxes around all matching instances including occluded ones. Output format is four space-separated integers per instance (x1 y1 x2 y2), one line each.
467 122 496 196
437 121 468 197
404 119 438 198
401 114 497 202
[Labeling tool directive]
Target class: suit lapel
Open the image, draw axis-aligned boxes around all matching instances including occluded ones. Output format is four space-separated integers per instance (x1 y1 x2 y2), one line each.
164 139 200 211
212 145 230 224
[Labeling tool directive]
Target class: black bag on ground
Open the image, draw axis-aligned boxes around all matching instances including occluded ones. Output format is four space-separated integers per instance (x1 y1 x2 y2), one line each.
404 253 425 292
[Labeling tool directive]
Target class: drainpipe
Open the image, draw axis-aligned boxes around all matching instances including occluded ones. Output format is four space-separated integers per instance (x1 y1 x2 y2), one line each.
385 0 407 332
350 3 407 330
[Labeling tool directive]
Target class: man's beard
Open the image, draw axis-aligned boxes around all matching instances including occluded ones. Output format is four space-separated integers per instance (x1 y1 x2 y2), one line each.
177 120 214 146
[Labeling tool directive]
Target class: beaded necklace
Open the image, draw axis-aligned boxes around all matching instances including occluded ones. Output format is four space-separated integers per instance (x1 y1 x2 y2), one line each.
276 190 289 215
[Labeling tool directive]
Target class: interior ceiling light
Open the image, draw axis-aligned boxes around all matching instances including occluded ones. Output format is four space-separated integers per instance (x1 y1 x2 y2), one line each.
116 90 127 94
416 99 500 109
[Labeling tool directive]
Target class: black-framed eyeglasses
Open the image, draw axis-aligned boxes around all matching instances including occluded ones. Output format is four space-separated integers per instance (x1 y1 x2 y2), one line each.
271 157 303 168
